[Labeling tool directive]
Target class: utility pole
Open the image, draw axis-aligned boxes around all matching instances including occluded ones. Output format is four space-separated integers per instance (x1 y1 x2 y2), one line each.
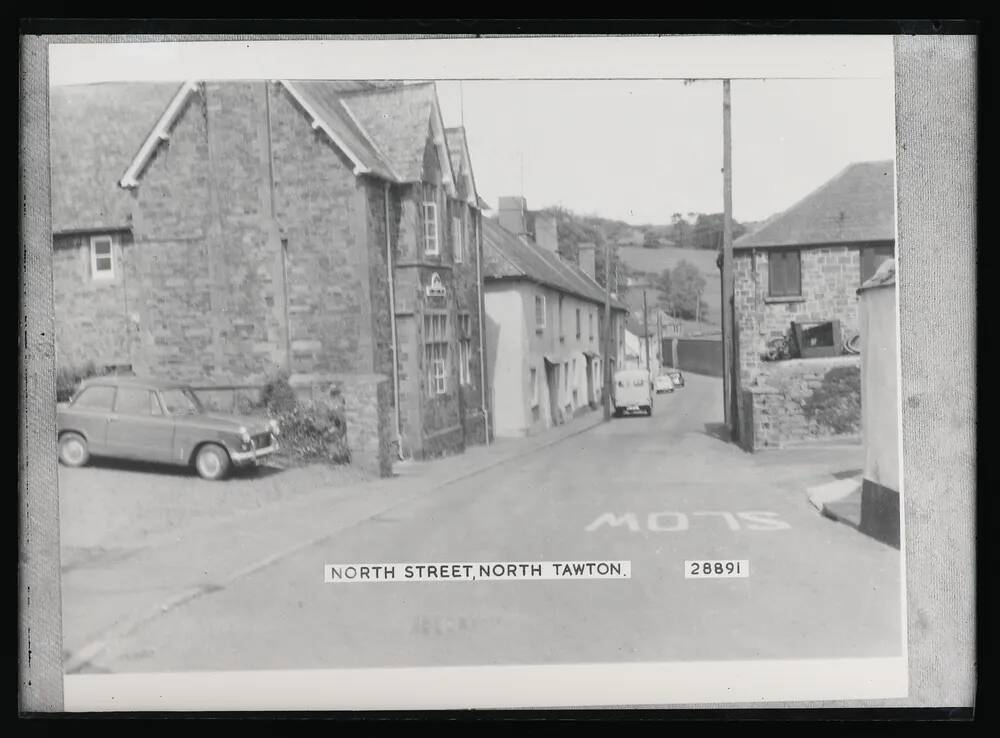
642 288 651 378
656 310 663 370
721 78 736 437
603 240 612 421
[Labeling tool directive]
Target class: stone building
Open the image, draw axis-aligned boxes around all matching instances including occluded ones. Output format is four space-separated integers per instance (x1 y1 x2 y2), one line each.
731 160 896 450
49 80 490 465
482 203 629 438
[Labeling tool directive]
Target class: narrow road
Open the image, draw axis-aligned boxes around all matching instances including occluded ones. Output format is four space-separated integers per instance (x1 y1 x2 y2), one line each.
84 374 902 673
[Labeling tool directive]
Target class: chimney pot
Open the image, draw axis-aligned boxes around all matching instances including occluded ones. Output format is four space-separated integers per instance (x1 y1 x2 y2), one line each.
578 241 596 280
498 196 528 237
533 214 559 253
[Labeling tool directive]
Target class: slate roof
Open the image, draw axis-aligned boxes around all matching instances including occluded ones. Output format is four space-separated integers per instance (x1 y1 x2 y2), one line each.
482 218 628 311
286 80 399 180
49 82 180 233
734 160 896 249
51 80 471 235
339 82 441 183
444 126 478 205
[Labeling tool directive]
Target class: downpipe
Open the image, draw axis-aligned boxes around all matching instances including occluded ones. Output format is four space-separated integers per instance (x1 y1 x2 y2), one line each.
384 181 406 460
475 211 491 445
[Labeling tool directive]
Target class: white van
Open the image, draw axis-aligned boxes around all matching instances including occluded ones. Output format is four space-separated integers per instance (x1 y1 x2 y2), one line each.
613 368 654 417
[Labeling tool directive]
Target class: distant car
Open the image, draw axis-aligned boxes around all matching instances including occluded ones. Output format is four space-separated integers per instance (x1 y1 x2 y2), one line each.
669 371 685 388
654 373 675 394
613 368 654 417
56 376 280 480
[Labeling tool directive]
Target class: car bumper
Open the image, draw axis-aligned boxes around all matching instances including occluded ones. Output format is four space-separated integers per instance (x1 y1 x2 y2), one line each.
230 443 278 465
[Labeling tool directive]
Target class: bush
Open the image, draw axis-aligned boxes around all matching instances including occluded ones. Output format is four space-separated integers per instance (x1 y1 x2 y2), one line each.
56 361 100 402
272 403 350 465
253 372 350 466
258 371 298 414
802 365 861 434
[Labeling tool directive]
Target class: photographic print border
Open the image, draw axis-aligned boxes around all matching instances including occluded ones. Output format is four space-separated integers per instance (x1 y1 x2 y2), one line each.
18 24 978 714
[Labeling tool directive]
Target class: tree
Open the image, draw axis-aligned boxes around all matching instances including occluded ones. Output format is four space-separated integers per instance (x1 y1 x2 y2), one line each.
689 212 748 250
642 230 661 249
594 242 628 294
654 268 674 312
655 260 707 320
670 213 691 249
670 260 708 320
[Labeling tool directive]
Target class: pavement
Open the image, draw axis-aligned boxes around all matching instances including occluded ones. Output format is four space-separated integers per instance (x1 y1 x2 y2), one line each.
806 476 864 529
60 373 902 675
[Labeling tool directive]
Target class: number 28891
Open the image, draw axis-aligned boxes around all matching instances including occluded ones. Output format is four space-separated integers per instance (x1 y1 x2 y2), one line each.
685 560 749 578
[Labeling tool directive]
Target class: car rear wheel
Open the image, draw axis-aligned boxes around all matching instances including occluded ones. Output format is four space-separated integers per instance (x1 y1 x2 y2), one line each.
646 405 653 417
58 432 89 467
195 443 231 481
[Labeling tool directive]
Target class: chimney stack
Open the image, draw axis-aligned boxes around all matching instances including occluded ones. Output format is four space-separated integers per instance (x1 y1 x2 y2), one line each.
498 196 528 237
577 242 596 280
533 214 559 253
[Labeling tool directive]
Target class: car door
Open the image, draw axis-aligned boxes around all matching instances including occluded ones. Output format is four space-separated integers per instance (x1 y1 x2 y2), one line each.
64 384 117 454
105 386 176 462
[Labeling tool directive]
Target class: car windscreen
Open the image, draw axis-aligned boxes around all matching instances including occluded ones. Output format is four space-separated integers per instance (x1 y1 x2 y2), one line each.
159 388 204 416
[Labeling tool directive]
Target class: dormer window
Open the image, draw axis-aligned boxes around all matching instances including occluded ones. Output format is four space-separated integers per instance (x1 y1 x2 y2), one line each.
452 215 464 263
423 202 439 255
90 235 115 280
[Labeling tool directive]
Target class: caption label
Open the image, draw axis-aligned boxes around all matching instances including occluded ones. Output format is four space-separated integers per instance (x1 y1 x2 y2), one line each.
685 559 750 578
325 560 631 583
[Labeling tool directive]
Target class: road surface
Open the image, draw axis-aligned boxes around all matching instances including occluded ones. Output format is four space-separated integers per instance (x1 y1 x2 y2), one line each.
77 374 903 673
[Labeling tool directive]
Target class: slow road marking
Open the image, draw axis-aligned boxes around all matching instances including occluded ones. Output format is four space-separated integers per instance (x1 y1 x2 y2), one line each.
585 511 791 533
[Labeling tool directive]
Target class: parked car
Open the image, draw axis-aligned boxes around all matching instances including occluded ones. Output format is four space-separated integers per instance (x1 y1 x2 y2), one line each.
613 368 654 417
56 376 280 480
669 371 685 388
654 373 675 394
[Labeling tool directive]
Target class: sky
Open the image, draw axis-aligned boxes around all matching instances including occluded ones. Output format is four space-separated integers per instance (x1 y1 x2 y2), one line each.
48 36 896 225
435 77 895 224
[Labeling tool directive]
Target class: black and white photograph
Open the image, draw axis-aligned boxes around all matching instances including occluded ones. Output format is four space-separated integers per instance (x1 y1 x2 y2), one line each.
18 32 978 713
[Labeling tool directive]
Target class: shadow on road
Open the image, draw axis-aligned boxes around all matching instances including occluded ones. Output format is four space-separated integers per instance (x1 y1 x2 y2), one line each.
82 456 286 481
702 422 733 443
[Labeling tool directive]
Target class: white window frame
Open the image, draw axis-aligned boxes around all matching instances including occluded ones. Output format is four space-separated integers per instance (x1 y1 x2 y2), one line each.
459 339 471 385
529 367 539 408
535 295 546 332
90 235 115 280
424 313 449 395
432 356 447 394
452 215 464 263
423 202 439 255
457 312 472 385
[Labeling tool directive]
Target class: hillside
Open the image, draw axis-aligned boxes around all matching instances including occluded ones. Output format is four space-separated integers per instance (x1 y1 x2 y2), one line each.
531 205 748 329
617 246 721 328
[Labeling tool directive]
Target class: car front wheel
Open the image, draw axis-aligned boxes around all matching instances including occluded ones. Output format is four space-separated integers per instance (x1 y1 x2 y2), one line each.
195 443 231 481
58 432 90 467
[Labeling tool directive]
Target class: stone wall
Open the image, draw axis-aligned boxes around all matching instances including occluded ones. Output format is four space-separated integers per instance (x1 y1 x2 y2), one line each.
52 232 133 369
116 81 388 386
130 81 286 384
739 356 861 450
290 372 394 477
387 137 488 459
734 245 863 386
270 82 381 378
